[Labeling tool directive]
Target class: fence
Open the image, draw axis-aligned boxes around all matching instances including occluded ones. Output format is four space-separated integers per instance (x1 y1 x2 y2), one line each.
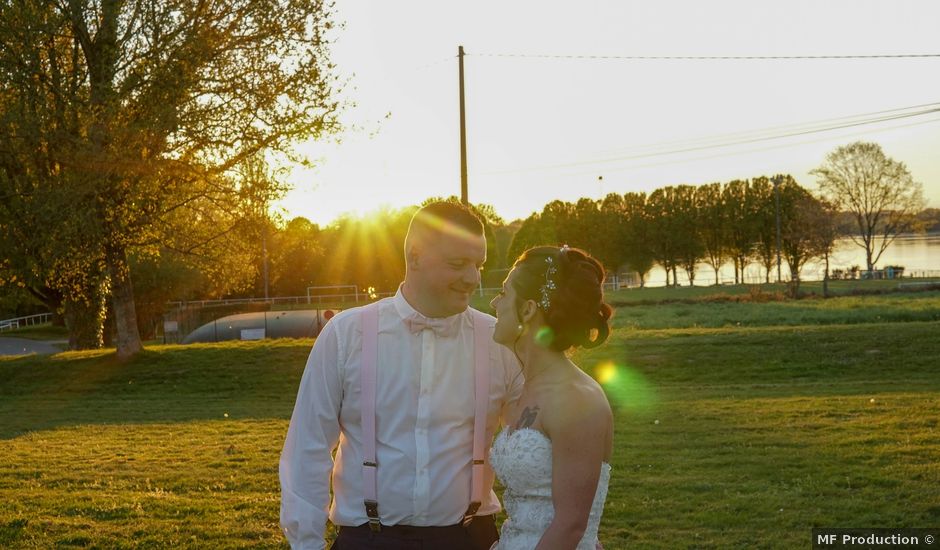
0 312 53 333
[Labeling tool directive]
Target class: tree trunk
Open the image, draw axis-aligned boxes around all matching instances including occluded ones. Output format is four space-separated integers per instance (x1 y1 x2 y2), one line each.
63 289 107 350
106 247 143 359
823 253 830 298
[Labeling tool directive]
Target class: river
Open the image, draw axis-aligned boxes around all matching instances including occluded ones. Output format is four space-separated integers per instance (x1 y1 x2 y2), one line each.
637 233 940 287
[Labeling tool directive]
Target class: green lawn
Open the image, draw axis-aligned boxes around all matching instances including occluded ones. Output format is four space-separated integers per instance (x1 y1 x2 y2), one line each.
1 292 939 548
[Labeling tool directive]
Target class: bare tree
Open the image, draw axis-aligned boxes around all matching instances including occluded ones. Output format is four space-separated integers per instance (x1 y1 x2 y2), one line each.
812 142 925 273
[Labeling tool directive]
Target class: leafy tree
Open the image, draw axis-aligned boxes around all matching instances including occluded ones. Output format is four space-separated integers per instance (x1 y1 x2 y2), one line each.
268 218 325 297
915 208 940 233
672 185 704 285
0 0 341 358
490 219 523 284
723 179 758 284
778 181 831 295
812 142 926 272
569 198 601 251
751 176 780 283
621 192 655 287
646 187 681 287
541 200 577 245
508 213 549 261
596 193 628 274
697 182 730 285
319 207 415 294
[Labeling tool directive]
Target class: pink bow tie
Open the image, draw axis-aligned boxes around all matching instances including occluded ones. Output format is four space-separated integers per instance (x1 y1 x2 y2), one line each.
405 315 459 338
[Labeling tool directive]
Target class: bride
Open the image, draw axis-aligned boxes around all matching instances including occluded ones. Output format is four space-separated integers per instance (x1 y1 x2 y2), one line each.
489 245 614 550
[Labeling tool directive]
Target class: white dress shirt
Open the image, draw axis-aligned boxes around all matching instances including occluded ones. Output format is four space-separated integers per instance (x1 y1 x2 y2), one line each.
280 289 523 550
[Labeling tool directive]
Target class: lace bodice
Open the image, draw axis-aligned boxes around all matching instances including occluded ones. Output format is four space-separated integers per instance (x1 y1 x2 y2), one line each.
489 428 610 550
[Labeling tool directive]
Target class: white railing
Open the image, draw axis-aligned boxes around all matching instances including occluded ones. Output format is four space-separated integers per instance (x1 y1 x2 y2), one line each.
0 312 53 332
167 292 396 309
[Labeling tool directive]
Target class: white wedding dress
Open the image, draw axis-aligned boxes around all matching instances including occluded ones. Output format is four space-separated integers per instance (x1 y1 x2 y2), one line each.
489 427 611 550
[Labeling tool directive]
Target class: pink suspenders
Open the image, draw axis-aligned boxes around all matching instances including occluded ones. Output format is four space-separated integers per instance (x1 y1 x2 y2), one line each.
465 307 491 526
360 302 380 530
359 301 491 531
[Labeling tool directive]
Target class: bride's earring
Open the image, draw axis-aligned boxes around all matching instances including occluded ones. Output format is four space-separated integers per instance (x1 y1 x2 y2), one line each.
516 323 524 336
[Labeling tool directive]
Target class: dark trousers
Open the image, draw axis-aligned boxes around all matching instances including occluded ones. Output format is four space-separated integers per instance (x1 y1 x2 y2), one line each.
331 515 498 550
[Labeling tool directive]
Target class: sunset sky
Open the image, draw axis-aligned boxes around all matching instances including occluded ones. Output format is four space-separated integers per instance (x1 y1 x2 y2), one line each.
277 0 940 225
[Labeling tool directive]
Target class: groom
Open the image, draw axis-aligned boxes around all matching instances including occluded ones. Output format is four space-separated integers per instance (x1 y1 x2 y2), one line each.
280 201 522 550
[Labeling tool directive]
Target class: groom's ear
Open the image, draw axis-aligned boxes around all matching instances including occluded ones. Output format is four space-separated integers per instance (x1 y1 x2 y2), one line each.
406 244 421 271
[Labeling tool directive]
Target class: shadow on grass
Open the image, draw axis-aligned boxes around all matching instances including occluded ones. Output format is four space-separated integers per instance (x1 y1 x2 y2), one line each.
0 340 312 439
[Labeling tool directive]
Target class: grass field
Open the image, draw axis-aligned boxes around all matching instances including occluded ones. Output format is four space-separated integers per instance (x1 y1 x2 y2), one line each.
1 288 939 548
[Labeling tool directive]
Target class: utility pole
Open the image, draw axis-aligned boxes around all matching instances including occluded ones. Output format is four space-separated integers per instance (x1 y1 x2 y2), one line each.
458 45 468 205
773 175 783 283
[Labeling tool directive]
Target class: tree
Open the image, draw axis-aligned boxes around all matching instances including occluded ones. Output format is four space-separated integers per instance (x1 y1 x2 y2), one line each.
812 142 926 273
723 179 758 284
621 192 655 287
0 0 341 358
647 187 681 287
596 193 628 274
697 182 729 285
751 176 779 283
318 206 415 294
508 213 548 261
672 185 704 285
268 218 325 297
778 181 831 296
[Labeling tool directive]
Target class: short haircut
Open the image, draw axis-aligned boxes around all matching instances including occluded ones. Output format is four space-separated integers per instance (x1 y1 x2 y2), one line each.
404 201 485 254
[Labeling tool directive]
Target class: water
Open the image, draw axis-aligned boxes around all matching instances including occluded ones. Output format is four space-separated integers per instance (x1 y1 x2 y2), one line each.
636 233 940 287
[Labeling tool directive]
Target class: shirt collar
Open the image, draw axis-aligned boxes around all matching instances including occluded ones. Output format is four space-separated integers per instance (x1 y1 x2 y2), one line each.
392 286 468 325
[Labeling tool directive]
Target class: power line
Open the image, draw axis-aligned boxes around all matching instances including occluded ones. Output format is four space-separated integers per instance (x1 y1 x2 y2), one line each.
558 115 940 179
470 52 940 61
473 102 940 176
591 102 940 157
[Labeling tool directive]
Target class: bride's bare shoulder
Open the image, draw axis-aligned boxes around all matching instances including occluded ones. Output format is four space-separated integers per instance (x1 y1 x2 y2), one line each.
541 370 612 433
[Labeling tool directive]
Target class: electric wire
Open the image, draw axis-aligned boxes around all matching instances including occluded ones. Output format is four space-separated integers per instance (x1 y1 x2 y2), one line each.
469 52 940 61
473 103 940 176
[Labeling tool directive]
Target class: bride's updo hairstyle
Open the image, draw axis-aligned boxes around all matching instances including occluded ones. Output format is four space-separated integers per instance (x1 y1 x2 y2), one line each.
511 246 613 352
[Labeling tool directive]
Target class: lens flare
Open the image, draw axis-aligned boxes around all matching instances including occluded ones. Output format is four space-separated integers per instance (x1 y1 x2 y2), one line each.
535 326 555 347
596 361 618 385
592 360 658 415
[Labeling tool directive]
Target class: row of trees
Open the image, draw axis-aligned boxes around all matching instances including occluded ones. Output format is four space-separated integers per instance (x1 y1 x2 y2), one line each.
509 176 835 288
509 142 925 289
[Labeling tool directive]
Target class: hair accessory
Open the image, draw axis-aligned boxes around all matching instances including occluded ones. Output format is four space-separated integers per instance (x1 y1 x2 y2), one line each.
538 255 558 311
